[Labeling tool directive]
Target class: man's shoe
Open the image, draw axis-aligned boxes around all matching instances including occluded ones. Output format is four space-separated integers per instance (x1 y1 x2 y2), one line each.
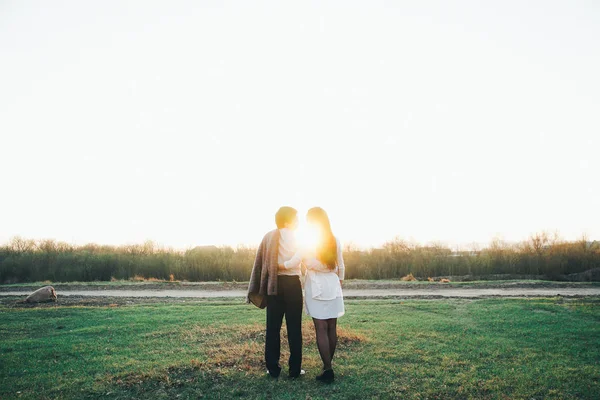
315 368 334 383
288 369 306 379
266 366 282 378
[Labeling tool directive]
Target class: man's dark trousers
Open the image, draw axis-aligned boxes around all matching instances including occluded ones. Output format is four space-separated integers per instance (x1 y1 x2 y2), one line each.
265 275 303 377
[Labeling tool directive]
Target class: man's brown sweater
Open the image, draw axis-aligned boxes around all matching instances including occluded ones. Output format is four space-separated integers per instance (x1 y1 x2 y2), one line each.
246 229 281 308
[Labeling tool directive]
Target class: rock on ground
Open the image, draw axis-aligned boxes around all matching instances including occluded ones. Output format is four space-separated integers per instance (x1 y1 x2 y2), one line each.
25 286 57 303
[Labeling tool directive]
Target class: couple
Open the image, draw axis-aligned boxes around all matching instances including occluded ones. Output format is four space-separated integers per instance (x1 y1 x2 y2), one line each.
247 206 345 383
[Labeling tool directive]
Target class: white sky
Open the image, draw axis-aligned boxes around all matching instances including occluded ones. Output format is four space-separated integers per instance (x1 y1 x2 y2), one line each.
1 0 599 249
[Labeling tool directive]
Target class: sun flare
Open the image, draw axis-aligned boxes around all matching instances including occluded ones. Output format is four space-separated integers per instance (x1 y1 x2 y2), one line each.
296 224 322 251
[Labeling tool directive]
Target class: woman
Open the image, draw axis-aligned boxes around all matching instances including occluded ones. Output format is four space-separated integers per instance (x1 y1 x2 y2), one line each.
281 207 345 383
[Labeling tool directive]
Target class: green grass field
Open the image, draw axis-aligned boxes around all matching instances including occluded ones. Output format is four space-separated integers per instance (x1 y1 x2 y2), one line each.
1 297 599 399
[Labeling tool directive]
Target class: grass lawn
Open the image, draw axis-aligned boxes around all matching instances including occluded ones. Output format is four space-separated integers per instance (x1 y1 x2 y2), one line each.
1 297 599 399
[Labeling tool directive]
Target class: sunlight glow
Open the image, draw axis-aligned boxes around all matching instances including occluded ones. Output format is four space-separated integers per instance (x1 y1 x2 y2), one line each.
296 224 322 252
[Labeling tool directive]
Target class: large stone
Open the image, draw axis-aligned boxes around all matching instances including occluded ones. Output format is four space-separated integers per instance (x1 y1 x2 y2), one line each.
24 286 57 303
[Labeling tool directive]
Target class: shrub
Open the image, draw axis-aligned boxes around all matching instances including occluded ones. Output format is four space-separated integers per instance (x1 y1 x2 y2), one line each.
1 234 599 283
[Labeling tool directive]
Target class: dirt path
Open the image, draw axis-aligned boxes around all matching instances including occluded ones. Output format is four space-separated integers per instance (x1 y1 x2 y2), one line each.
2 287 599 299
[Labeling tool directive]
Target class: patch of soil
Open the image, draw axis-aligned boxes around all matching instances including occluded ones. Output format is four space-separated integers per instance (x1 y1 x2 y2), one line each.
344 280 600 290
0 281 249 293
182 321 367 371
0 295 228 308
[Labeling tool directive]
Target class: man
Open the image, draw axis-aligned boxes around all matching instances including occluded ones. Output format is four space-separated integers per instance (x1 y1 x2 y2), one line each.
247 206 304 378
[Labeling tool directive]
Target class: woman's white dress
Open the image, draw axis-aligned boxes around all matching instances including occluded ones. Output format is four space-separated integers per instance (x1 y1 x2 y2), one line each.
284 237 345 320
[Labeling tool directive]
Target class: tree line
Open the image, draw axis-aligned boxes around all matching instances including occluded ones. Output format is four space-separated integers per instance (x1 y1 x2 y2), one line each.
0 233 599 283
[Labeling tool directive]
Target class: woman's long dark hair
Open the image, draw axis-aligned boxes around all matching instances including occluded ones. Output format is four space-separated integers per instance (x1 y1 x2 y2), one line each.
307 207 337 270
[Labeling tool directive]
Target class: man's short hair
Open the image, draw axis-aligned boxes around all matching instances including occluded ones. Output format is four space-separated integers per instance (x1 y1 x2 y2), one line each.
275 206 297 229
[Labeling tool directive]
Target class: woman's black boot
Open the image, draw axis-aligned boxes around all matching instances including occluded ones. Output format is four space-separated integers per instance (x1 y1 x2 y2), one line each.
316 368 334 383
